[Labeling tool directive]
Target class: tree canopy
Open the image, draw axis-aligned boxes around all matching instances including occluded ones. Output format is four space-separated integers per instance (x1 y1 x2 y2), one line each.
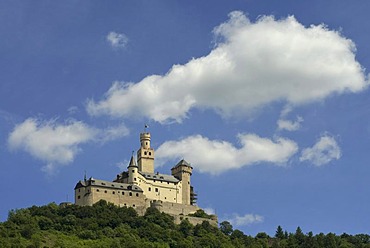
0 201 369 248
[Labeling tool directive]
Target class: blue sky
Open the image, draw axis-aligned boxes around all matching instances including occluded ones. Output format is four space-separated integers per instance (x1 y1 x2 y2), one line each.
1 0 370 236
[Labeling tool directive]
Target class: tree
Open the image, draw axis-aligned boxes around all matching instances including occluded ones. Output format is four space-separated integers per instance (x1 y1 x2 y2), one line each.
275 225 285 239
295 226 305 245
220 221 233 235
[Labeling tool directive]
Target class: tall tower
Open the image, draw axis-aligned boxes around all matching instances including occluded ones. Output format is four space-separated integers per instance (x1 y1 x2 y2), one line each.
171 159 193 205
137 132 154 173
127 154 139 184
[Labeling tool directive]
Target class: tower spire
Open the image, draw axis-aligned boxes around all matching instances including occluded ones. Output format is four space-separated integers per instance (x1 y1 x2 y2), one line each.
128 151 138 168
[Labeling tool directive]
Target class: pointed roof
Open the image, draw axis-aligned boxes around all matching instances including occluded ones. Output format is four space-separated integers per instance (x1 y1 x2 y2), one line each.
176 159 191 167
172 159 192 169
127 154 138 168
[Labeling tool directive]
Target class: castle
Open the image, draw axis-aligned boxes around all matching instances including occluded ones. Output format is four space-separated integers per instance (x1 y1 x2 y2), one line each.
74 131 217 225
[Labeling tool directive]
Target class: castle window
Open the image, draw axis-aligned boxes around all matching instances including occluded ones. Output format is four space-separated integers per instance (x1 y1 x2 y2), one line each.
136 193 139 197
133 204 136 207
129 192 132 196
112 191 115 194
134 178 137 181
124 203 126 206
78 189 80 192
148 187 151 191
144 151 147 155
101 183 106 185
155 188 158 192
77 196 80 199
122 192 124 195
96 189 99 192
167 182 169 184
149 152 151 155
164 197 167 200
104 190 107 193
132 170 134 173
146 142 148 145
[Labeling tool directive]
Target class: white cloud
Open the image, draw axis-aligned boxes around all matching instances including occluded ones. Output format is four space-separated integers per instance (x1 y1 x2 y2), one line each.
300 135 341 166
88 11 367 123
98 124 130 143
277 116 303 131
227 213 264 227
67 106 79 115
156 134 298 174
106 31 128 48
203 207 215 215
8 118 129 174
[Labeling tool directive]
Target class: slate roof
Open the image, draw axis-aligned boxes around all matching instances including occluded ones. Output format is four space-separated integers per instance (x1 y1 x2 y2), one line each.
172 159 193 169
139 172 179 183
75 178 143 192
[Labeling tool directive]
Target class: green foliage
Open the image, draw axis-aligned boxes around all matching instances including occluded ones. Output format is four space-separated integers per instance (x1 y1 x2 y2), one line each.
1 204 370 248
220 221 233 236
188 209 214 219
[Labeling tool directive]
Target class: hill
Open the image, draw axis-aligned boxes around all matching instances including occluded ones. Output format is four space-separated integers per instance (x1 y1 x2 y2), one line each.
0 200 369 248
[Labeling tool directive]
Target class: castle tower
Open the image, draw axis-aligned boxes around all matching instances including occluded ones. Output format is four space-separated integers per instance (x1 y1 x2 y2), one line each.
127 154 139 184
171 159 193 205
137 132 154 173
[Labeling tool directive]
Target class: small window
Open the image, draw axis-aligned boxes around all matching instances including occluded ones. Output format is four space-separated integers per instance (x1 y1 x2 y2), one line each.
164 197 167 200
132 170 134 173
133 204 136 207
112 191 115 194
167 182 169 184
148 187 151 191
96 189 100 192
146 142 148 145
155 188 158 192
124 203 127 206
134 178 137 181
122 192 124 195
104 190 107 193
129 192 132 196
78 189 80 192
77 196 81 199
111 184 114 187
136 193 139 197
149 152 151 155
144 151 147 155
101 183 106 185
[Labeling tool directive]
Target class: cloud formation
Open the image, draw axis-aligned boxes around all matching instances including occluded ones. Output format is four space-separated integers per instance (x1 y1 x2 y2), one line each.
88 11 367 123
156 134 298 174
8 118 129 174
300 135 341 166
106 31 128 48
227 213 264 227
277 116 304 131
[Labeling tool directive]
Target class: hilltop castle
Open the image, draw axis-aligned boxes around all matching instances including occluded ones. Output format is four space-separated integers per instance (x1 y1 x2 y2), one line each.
74 131 217 225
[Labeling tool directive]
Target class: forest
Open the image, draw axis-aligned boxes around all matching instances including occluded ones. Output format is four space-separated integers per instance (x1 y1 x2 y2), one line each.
0 200 369 248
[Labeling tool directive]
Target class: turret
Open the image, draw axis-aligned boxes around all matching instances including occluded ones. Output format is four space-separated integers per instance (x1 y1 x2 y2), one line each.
137 132 155 173
127 154 139 184
171 159 193 205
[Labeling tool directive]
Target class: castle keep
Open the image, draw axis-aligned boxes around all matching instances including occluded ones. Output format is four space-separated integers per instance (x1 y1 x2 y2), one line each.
74 131 216 225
